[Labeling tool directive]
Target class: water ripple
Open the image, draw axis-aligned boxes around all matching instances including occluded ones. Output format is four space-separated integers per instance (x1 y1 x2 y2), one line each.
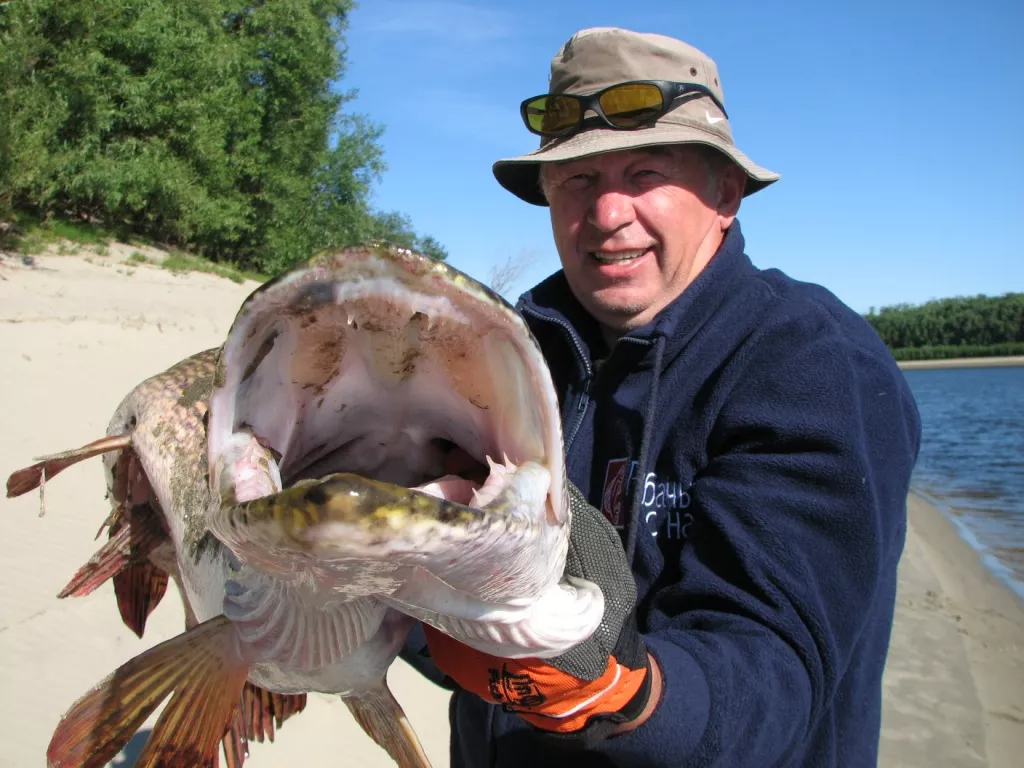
902 365 1024 599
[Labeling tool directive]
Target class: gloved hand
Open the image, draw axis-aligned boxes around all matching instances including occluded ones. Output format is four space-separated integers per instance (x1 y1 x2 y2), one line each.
422 482 656 743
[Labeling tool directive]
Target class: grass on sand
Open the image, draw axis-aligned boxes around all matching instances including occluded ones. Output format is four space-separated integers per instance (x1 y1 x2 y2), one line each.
2 213 267 285
125 251 265 284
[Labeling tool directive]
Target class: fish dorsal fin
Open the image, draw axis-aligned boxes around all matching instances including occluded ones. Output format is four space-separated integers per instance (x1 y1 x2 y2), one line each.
47 616 248 768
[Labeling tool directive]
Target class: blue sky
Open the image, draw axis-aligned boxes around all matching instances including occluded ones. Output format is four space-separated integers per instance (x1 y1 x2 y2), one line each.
340 0 1022 313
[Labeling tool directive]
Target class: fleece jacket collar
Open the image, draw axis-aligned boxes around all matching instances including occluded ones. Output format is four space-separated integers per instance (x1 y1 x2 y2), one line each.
516 220 754 373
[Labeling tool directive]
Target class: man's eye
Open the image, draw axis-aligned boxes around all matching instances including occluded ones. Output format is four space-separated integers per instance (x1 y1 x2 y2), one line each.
562 174 592 190
634 169 663 180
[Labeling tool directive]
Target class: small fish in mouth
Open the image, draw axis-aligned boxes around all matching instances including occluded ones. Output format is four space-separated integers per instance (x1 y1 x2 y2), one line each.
7 243 604 767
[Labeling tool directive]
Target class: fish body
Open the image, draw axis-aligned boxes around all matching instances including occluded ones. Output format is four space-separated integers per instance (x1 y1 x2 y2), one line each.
7 244 605 767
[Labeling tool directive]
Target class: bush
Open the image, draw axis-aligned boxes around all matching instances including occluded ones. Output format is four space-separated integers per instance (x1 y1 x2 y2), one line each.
0 0 447 275
890 343 1024 361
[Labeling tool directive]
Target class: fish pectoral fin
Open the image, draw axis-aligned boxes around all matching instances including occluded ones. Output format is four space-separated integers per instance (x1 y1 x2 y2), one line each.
6 434 132 498
47 615 249 768
344 684 433 768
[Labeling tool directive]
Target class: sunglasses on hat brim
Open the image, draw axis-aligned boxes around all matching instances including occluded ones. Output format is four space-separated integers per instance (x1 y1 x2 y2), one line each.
520 80 728 139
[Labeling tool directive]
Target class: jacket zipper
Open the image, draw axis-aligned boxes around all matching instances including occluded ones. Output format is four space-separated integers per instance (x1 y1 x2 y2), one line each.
566 376 591 451
520 307 593 451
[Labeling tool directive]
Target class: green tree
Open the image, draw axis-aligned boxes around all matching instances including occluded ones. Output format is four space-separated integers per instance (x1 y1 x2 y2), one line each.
864 293 1024 359
0 0 446 273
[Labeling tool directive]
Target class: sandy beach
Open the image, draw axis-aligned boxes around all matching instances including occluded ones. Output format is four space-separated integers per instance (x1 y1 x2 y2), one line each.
2 250 1022 767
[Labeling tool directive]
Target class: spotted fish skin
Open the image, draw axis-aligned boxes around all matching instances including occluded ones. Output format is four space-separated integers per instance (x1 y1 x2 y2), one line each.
103 349 220 568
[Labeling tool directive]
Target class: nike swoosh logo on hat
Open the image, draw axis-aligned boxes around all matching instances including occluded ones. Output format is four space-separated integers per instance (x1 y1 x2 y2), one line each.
705 110 724 125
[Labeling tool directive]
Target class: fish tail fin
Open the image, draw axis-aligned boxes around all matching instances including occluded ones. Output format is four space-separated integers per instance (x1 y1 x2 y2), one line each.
220 705 248 768
47 615 248 768
5 434 131 499
344 684 433 768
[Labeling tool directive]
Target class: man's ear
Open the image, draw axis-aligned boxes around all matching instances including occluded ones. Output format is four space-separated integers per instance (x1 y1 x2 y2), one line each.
716 165 744 229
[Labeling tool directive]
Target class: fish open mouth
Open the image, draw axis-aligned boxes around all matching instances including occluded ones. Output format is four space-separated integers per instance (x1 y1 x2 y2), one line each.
205 245 569 601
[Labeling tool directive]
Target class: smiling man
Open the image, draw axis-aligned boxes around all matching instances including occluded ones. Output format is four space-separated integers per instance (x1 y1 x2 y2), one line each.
402 26 922 767
540 142 744 345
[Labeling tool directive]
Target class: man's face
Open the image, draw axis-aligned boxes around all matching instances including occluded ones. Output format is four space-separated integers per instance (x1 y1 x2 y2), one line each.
543 145 743 338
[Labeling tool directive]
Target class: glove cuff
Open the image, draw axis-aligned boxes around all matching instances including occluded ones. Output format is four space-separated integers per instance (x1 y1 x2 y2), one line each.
518 649 654 748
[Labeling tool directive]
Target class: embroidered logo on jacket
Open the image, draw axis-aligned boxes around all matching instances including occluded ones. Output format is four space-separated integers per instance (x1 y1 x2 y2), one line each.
600 457 632 527
601 457 694 539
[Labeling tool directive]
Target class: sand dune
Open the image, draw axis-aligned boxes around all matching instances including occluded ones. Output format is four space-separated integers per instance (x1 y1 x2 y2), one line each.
2 251 1022 767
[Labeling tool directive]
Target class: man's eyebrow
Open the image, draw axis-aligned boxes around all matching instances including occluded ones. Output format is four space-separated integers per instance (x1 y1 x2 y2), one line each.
545 145 684 184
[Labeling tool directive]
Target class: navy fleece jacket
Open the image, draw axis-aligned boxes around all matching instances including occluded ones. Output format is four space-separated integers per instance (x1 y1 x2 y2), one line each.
400 220 922 767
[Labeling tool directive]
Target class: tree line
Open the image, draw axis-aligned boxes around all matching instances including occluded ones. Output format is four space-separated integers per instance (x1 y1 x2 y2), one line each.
0 0 446 275
864 293 1024 361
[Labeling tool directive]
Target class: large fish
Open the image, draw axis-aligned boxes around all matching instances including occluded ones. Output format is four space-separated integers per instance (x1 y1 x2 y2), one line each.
6 244 605 767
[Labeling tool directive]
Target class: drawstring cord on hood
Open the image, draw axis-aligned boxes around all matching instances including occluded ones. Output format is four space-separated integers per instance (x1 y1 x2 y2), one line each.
624 335 666 568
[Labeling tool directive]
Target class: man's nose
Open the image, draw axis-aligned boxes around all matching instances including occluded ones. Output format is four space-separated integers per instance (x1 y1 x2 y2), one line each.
587 185 637 233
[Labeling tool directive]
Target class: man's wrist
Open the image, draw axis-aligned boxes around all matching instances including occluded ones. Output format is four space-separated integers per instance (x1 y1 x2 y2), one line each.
609 653 662 735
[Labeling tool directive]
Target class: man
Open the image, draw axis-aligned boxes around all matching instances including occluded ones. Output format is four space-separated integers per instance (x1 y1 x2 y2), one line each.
401 26 922 767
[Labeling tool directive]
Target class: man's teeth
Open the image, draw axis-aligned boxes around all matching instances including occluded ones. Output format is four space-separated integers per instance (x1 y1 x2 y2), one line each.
590 249 648 263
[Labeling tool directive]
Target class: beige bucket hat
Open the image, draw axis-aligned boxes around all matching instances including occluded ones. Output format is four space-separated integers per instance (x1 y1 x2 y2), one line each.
493 27 780 206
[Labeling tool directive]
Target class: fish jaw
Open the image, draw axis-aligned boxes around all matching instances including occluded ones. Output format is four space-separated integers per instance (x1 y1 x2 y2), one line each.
206 245 571 594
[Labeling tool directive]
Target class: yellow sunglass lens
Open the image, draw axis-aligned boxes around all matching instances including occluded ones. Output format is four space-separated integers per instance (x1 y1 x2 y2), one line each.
599 83 664 127
525 96 580 134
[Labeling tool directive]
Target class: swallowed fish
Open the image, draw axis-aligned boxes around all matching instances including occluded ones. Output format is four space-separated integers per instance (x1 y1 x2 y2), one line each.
7 244 605 767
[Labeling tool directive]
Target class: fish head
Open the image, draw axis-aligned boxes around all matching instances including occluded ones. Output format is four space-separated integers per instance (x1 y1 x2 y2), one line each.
205 244 570 602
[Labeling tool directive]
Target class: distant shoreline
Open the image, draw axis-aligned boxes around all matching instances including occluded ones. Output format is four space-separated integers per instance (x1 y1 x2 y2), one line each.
897 355 1024 370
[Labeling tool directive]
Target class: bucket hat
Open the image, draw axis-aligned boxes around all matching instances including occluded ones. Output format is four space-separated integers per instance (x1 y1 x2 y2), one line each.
493 27 779 206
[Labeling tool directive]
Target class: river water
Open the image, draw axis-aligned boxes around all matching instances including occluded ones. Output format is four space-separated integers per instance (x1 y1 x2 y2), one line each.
901 364 1024 600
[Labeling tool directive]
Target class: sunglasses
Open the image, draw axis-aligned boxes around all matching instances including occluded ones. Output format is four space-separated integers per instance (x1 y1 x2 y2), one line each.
520 80 729 139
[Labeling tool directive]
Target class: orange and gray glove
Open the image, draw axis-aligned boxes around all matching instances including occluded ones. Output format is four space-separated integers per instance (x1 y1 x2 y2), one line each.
422 483 655 743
